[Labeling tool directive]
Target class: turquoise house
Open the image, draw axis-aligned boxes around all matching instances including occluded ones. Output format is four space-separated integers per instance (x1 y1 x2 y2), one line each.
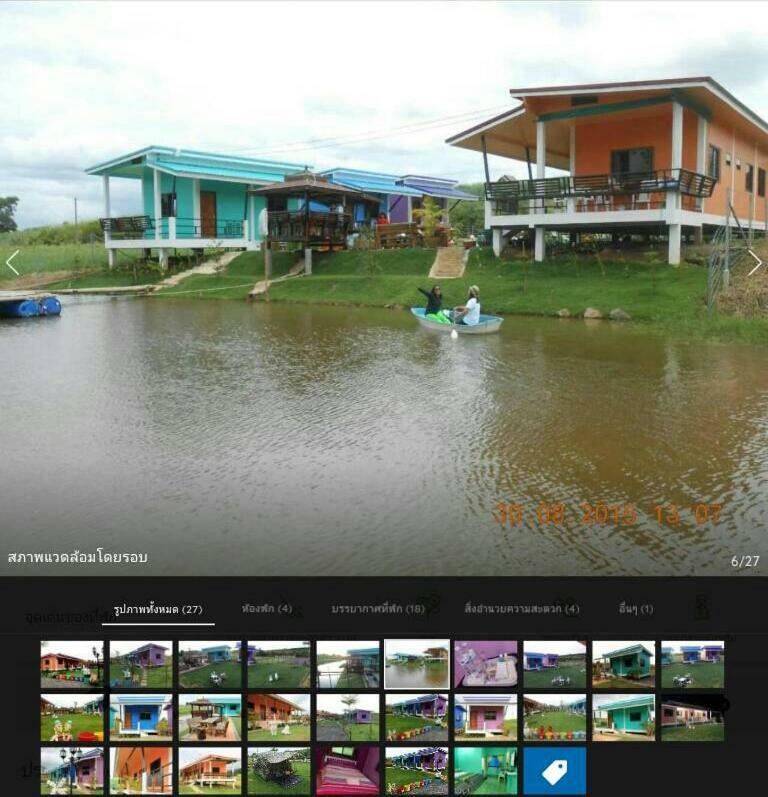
597 695 655 735
202 645 233 663
660 647 674 665
86 146 307 267
603 644 653 679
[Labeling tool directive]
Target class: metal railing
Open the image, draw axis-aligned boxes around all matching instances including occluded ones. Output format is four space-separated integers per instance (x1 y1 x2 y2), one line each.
100 216 245 240
267 210 352 243
486 168 716 216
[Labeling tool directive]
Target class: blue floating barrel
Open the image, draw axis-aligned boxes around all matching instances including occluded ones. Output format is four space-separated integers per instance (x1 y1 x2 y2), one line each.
0 299 41 318
39 296 62 316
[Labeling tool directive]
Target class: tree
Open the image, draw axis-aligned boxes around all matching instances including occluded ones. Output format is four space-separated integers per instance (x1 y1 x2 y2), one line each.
449 184 486 238
412 196 443 239
0 196 19 233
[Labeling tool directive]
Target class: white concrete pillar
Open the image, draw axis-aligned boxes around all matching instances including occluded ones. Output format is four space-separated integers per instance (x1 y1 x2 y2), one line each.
152 168 162 239
242 218 249 246
492 228 503 257
668 223 681 265
247 186 256 245
192 178 201 237
304 247 312 275
536 120 546 178
107 249 117 268
534 227 545 262
264 246 273 280
158 248 169 270
168 216 176 243
669 102 684 211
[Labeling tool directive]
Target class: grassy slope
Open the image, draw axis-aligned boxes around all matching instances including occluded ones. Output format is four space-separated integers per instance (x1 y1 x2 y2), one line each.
524 710 587 734
157 250 299 298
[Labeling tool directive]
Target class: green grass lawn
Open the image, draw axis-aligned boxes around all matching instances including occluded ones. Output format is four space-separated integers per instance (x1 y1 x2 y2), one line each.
44 267 165 289
661 662 724 689
157 250 301 299
248 723 310 742
593 670 655 689
41 783 103 795
179 660 242 688
524 661 587 689
248 659 311 688
247 759 311 794
524 711 587 735
180 776 242 794
0 242 142 277
662 723 724 742
385 767 443 788
386 714 443 735
41 713 102 740
108 662 173 688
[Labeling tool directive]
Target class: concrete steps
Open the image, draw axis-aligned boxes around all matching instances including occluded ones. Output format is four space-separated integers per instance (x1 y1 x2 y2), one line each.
429 246 466 279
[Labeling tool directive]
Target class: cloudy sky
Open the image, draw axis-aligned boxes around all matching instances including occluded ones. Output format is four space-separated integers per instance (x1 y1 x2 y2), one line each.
3 1 767 228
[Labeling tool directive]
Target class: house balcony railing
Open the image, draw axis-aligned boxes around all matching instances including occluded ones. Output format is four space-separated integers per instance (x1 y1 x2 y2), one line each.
266 210 353 244
486 168 716 216
99 216 246 241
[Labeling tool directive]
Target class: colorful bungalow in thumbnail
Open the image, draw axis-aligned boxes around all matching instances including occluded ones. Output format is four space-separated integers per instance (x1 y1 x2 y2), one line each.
316 746 380 795
109 694 173 740
109 641 172 688
178 641 241 688
523 694 587 741
202 644 233 663
41 747 105 795
702 644 724 662
247 640 311 688
661 697 725 741
247 693 310 741
386 693 447 742
454 695 517 740
454 641 518 688
660 647 674 665
448 76 768 264
389 746 448 771
110 746 173 794
41 641 103 687
453 746 518 795
593 695 655 741
390 694 448 720
593 642 654 686
179 750 240 792
523 651 559 671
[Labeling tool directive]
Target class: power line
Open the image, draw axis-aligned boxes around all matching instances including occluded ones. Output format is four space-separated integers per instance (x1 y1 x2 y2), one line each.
230 103 514 158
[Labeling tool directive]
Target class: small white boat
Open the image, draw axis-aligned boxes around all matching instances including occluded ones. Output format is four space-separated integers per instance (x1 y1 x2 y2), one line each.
410 307 503 335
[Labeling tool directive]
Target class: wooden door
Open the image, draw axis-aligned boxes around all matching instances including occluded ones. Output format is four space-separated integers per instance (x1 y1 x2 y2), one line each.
201 191 217 237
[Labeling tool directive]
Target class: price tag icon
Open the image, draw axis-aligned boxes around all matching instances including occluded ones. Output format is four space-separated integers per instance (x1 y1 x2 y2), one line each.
542 759 568 786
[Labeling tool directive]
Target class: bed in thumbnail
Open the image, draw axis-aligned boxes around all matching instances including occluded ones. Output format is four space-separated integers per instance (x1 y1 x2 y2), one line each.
315 746 380 795
454 640 517 688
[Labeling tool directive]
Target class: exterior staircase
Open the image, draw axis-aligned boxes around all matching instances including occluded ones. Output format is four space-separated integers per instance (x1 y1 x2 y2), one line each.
429 246 466 279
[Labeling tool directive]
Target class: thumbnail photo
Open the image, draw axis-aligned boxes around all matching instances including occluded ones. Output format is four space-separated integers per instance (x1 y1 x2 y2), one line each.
384 640 450 690
453 746 518 795
316 641 380 689
660 641 725 689
41 747 104 795
523 694 587 741
178 694 242 742
454 640 518 688
246 693 311 741
592 694 656 741
455 694 518 741
385 747 448 795
592 641 655 689
385 693 448 741
178 747 242 794
317 693 380 741
110 746 173 794
660 695 726 742
247 641 311 688
178 641 242 689
315 746 380 795
523 641 587 689
40 641 104 689
41 693 103 743
109 694 173 741
247 747 311 795
108 641 173 689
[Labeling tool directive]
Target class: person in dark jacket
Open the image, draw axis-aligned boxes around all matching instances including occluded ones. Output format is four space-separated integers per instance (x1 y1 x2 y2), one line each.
418 285 451 323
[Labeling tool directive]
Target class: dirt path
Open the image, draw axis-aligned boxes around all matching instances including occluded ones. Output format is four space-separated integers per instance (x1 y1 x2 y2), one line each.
428 246 466 279
154 250 241 289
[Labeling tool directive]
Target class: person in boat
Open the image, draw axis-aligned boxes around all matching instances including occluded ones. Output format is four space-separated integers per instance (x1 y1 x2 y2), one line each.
454 285 481 326
418 285 451 324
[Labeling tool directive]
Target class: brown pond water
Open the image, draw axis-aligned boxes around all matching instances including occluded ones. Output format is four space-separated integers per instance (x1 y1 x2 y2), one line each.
1 297 766 576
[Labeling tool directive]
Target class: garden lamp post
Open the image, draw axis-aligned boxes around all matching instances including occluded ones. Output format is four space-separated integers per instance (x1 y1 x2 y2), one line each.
60 746 82 796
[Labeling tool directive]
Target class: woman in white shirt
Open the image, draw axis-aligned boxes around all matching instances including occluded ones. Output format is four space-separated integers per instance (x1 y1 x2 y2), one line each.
455 285 481 326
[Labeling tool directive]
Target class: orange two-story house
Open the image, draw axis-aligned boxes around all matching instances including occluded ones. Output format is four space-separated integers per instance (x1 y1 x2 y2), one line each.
448 77 768 264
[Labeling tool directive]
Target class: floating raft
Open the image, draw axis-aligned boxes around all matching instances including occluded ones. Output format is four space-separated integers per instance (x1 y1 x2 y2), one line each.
0 292 62 318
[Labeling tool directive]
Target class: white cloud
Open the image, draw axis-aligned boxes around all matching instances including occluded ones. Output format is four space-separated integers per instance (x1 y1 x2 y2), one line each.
2 1 767 227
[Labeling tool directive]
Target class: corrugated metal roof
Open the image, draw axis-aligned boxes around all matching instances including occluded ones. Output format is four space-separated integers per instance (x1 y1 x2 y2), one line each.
153 159 291 183
322 170 424 197
598 695 654 711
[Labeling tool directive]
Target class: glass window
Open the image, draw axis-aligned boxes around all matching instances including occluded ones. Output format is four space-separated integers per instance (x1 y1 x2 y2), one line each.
758 168 766 198
160 192 176 218
611 147 653 175
629 711 642 722
746 163 754 193
707 145 721 181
